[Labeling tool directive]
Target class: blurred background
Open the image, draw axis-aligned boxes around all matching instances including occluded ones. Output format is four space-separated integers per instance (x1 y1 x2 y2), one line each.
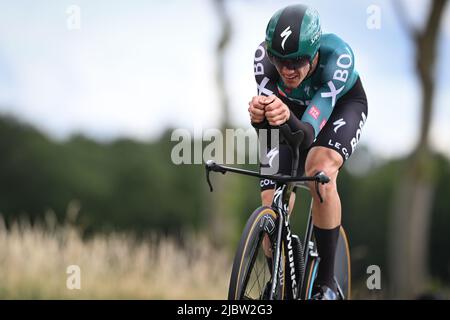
0 0 449 299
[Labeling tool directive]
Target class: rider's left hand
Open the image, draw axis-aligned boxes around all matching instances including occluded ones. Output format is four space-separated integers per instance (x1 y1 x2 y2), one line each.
264 95 290 126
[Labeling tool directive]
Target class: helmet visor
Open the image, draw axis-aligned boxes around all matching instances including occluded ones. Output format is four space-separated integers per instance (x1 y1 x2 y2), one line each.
268 51 310 70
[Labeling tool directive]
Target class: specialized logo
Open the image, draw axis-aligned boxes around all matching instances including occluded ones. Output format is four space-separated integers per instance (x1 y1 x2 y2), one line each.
310 30 321 45
304 85 310 96
333 118 346 133
285 213 298 299
308 106 321 120
280 26 292 50
272 184 298 299
260 215 276 234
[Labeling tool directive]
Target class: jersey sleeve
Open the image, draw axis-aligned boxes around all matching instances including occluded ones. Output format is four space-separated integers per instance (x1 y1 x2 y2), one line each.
253 41 279 97
301 44 356 138
251 41 280 131
252 41 282 148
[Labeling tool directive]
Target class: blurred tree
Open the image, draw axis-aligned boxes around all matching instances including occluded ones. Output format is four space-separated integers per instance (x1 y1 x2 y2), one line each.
389 0 448 298
0 117 207 235
207 0 236 245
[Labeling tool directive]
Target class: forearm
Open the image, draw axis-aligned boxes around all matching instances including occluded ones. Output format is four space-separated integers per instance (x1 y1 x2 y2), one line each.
286 111 315 149
251 119 269 130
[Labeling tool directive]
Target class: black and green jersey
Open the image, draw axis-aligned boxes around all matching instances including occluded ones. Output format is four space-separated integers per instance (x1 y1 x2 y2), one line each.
253 33 359 138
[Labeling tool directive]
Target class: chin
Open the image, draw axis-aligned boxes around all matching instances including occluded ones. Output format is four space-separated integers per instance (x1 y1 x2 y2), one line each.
284 80 301 89
281 75 302 88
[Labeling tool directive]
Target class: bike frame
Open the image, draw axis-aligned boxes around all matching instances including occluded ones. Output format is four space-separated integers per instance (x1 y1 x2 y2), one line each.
205 160 329 300
269 181 298 299
267 180 322 300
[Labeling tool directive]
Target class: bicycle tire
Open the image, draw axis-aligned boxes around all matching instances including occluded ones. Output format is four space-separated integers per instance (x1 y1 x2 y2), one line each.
334 226 351 299
228 206 286 300
301 226 351 299
301 254 319 299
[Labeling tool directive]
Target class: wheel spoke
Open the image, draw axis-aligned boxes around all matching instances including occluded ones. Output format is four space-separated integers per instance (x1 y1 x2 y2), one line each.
246 253 264 297
244 238 271 299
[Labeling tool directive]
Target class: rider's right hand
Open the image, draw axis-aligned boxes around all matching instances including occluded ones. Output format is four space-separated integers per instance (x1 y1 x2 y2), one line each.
248 96 267 124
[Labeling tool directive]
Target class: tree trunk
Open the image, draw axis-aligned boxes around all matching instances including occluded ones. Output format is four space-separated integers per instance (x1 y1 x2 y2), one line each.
389 150 435 298
207 0 234 246
388 0 447 298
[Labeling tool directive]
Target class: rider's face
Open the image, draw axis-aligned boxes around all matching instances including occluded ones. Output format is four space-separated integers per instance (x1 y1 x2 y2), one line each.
276 63 311 89
268 53 317 89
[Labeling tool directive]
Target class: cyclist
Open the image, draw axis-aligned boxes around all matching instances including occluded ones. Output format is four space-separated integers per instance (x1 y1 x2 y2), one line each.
249 4 368 300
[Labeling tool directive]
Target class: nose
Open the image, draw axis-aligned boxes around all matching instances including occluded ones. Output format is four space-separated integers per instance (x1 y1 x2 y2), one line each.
281 66 296 75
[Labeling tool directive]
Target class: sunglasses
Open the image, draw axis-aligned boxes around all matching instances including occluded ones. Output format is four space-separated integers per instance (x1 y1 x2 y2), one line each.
267 51 310 70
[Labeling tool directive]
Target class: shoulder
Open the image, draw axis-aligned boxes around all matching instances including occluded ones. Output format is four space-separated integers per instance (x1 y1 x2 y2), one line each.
253 41 279 87
320 33 353 54
253 41 267 62
316 34 359 97
319 33 355 67
319 34 356 79
253 41 278 76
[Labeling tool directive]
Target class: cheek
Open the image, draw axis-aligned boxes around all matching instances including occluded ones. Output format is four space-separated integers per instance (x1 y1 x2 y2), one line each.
298 65 310 76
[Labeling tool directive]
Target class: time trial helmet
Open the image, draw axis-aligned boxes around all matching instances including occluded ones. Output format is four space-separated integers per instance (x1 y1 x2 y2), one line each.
265 4 321 65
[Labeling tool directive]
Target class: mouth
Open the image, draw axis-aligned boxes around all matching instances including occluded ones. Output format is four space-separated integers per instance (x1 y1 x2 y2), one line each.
283 74 299 81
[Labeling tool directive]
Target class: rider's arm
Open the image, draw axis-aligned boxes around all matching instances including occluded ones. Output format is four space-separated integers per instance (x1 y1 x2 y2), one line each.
252 41 316 149
252 41 280 130
285 111 315 149
251 41 281 149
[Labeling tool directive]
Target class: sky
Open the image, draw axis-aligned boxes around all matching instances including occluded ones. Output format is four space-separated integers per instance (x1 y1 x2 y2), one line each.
0 0 449 160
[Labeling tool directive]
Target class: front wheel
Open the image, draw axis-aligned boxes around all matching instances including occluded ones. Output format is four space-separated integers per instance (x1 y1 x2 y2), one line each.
228 206 286 300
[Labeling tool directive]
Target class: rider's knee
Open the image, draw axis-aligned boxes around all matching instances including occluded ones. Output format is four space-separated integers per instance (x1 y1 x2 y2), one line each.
305 148 342 202
261 189 274 207
308 173 338 202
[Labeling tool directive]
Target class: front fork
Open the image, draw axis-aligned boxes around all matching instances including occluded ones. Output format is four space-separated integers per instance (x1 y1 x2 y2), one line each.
269 183 301 300
268 207 285 300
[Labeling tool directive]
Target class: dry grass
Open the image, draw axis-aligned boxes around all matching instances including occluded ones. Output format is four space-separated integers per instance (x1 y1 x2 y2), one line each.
0 216 232 299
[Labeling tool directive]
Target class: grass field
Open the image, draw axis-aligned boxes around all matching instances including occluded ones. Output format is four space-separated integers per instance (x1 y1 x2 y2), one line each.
2 215 446 300
0 216 232 299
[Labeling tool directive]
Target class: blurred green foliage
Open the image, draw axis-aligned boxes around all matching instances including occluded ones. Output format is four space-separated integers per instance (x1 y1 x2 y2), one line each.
0 115 449 286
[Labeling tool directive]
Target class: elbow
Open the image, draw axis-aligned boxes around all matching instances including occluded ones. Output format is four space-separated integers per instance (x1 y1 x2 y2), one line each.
301 122 315 149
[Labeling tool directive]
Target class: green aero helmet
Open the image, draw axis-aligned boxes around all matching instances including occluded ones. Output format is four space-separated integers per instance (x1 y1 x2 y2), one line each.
265 4 321 64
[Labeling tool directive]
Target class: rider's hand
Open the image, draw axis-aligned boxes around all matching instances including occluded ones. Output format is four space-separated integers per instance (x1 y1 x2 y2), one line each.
248 96 267 124
264 95 290 126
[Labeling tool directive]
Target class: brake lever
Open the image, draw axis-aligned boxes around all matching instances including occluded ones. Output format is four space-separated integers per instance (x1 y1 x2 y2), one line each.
315 181 324 203
206 166 214 192
314 171 330 203
205 160 226 192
